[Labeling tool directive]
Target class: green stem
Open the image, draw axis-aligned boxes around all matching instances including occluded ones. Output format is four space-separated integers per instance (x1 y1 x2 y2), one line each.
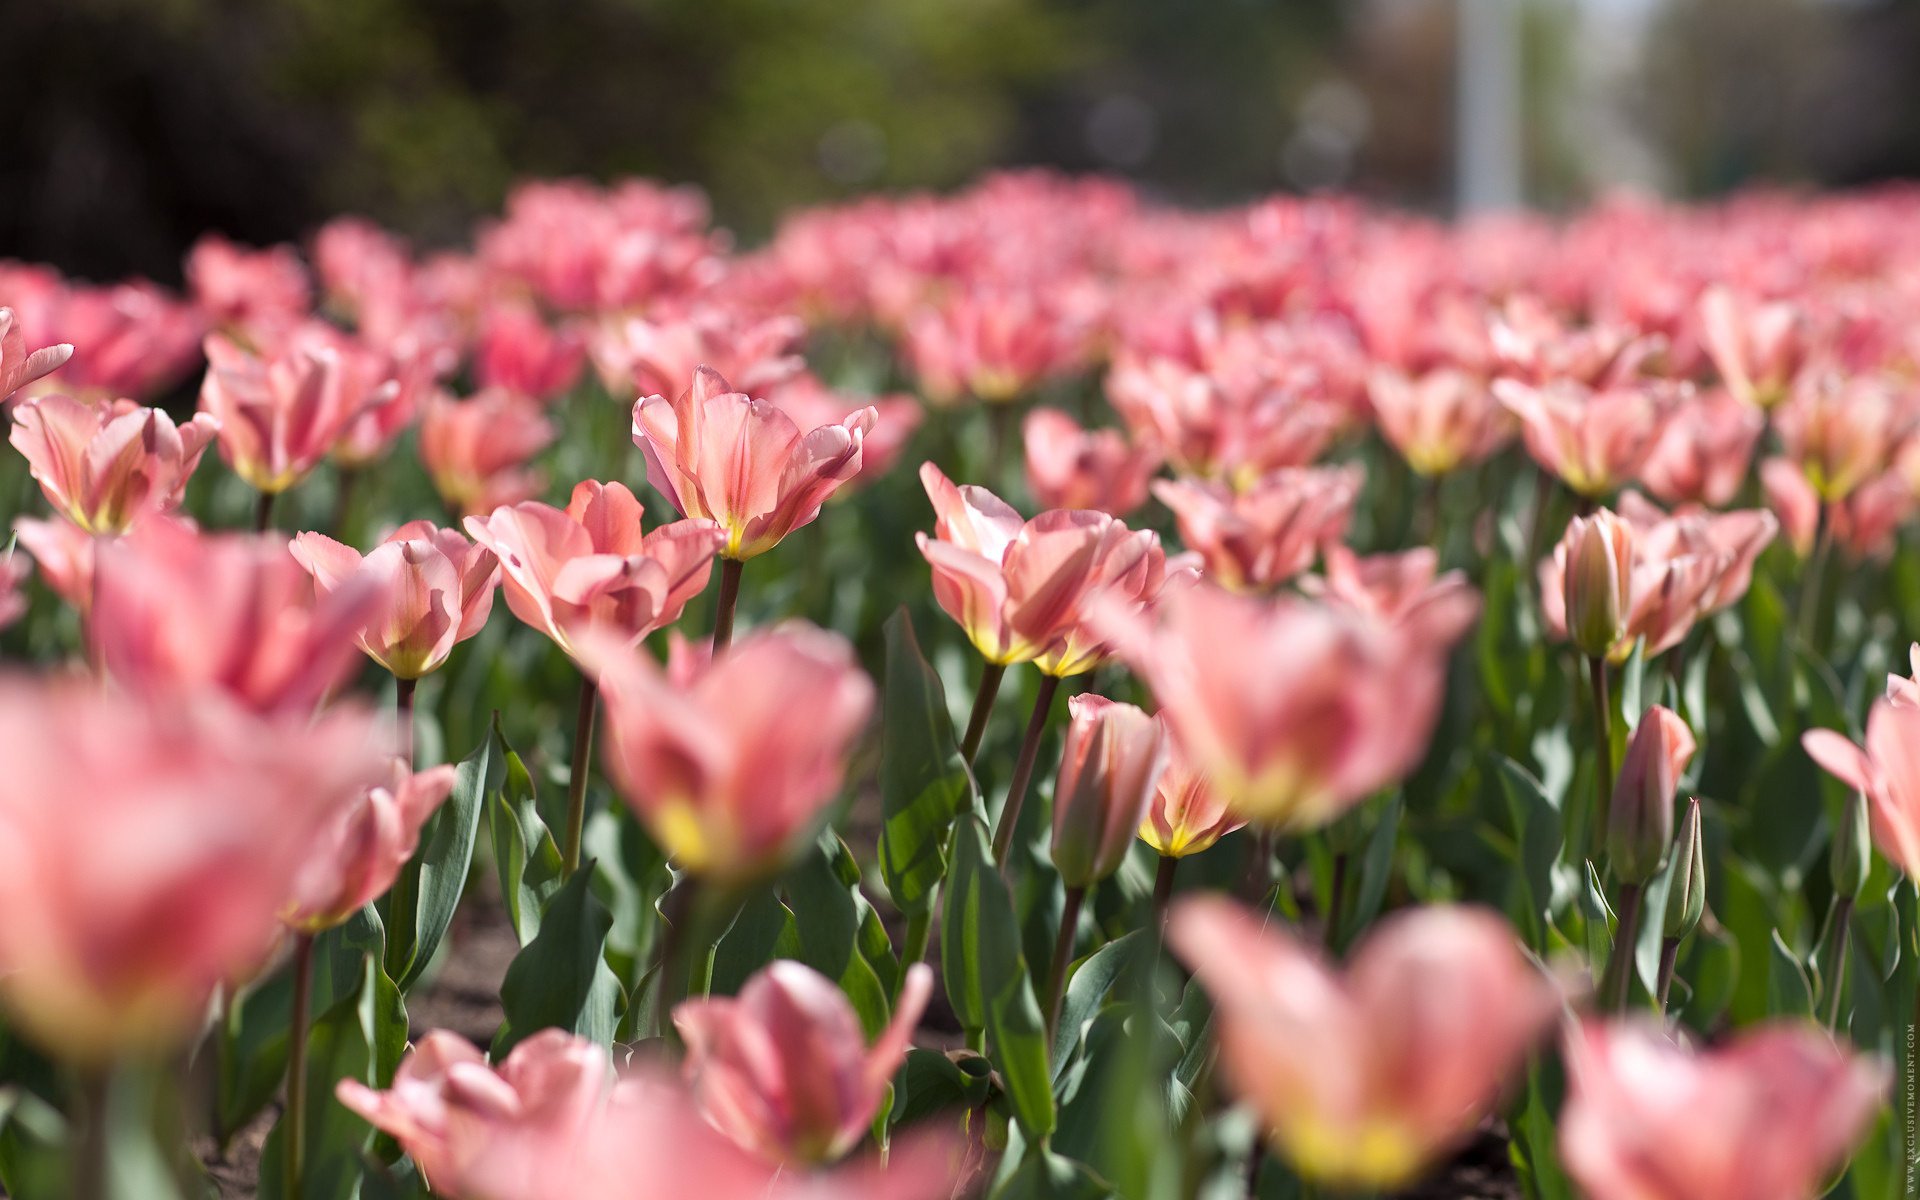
1325 851 1350 949
1151 854 1179 931
1825 895 1855 1030
330 466 360 539
654 876 703 1043
898 905 935 982
1588 655 1613 854
1043 886 1086 1040
1604 881 1645 1012
562 673 598 876
960 661 1007 765
284 932 316 1200
394 675 416 768
991 674 1062 867
254 489 278 534
72 1068 110 1200
711 558 745 651
1797 504 1832 649
1655 936 1680 1018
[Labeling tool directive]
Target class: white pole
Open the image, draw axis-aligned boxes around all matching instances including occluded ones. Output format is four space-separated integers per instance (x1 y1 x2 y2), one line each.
1456 0 1525 214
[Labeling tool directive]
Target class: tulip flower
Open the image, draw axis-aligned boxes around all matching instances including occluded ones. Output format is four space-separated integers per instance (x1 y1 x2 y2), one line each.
1168 896 1562 1191
291 521 499 679
1763 457 1912 564
1636 389 1765 508
1494 378 1678 498
1300 544 1480 638
591 307 805 401
1559 1019 1886 1200
474 302 586 403
1543 509 1724 664
1366 367 1510 477
1887 642 1920 709
91 521 383 716
1773 373 1909 503
1488 295 1654 387
1698 283 1807 409
1664 797 1706 940
420 387 558 518
12 513 100 613
1139 729 1245 859
1804 696 1920 878
1617 493 1776 616
1097 583 1469 831
185 234 312 335
1022 407 1159 516
1607 706 1696 885
0 679 389 1060
0 552 26 631
30 280 206 403
674 961 933 1164
633 366 878 561
198 326 396 497
1154 466 1362 593
901 284 1088 404
464 481 721 662
283 759 457 932
589 623 874 881
1051 696 1167 890
10 394 220 534
0 306 73 404
767 375 922 486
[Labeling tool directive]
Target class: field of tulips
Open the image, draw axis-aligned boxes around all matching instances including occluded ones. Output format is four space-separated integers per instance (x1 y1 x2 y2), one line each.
0 171 1916 1199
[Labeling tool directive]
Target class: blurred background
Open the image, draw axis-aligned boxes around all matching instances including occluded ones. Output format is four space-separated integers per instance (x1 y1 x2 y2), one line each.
4 0 1918 282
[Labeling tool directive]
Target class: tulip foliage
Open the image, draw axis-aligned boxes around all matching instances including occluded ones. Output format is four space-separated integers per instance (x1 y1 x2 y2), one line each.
1 173 1918 1200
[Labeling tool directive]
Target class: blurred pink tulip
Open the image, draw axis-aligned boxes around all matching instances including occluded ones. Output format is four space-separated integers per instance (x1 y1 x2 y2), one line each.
1168 896 1561 1190
1098 583 1466 830
1560 1019 1886 1200
26 280 205 403
0 306 73 404
0 679 388 1060
185 234 313 335
588 623 873 880
902 284 1088 404
91 521 382 715
768 374 922 486
0 553 26 630
1773 373 1909 502
1154 465 1361 593
1051 696 1167 888
1138 726 1245 858
1887 643 1920 709
12 514 100 613
1367 367 1511 477
465 481 721 661
591 307 805 400
1488 294 1655 388
1698 283 1807 409
1495 378 1678 498
1022 407 1159 516
292 520 499 678
1107 345 1342 485
474 303 586 403
10 394 219 533
675 961 933 1164
1762 457 1913 563
1636 388 1765 507
1617 492 1776 615
285 759 457 932
420 388 557 517
1300 544 1480 639
199 327 395 494
1805 696 1920 877
634 367 877 560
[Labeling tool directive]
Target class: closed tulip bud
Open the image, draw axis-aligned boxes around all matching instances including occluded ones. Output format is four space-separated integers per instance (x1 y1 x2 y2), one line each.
1558 512 1633 658
1831 792 1871 901
1607 707 1696 884
1663 798 1706 940
1051 696 1167 888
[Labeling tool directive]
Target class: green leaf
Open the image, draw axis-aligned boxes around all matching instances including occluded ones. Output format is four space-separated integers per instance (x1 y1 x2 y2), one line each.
993 1144 1113 1200
1049 931 1141 1082
785 836 895 1038
489 722 565 946
893 1048 992 1126
260 954 393 1200
1498 757 1562 949
708 885 798 996
0 1087 67 1200
1767 929 1815 1017
495 861 624 1054
1581 861 1615 983
942 814 1055 1138
1343 794 1402 946
385 732 497 989
878 610 975 914
1508 1061 1575 1200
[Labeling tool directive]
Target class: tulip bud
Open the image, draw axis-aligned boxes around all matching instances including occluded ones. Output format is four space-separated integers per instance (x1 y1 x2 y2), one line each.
1664 797 1706 940
1561 512 1633 658
1831 793 1871 901
1051 696 1167 889
1607 706 1696 885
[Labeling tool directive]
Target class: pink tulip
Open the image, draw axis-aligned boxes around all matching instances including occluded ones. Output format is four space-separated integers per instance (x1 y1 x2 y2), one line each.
590 307 805 401
420 388 558 517
1022 407 1159 516
285 759 457 932
1097 583 1465 830
1494 378 1678 498
1488 294 1655 388
1636 388 1765 508
91 521 383 715
198 326 395 494
10 393 219 533
185 234 313 335
1762 457 1913 563
0 679 389 1060
1367 367 1511 477
767 375 921 486
1051 696 1167 888
1887 642 1920 709
674 961 933 1164
1168 896 1561 1190
1542 508 1725 664
464 481 721 662
1772 372 1909 502
1138 726 1245 858
588 623 873 880
330 342 445 468
12 514 100 613
1107 344 1342 485
337 1029 620 1200
1698 283 1808 409
28 280 205 403
474 303 586 403
1560 1019 1886 1200
1805 697 1920 877
1617 492 1777 615
1607 706 1697 884
918 463 1167 673
291 521 499 678
0 553 26 631
1154 466 1361 593
902 284 1088 404
0 306 73 404
634 367 877 560
1300 544 1480 639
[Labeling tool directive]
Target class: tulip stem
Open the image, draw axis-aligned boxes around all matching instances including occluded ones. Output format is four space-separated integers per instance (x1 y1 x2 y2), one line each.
992 674 1062 867
72 1067 109 1200
960 661 1008 764
654 876 704 1043
1655 936 1680 1018
1325 851 1350 949
898 905 935 979
1587 655 1613 853
394 675 416 767
284 931 316 1200
1043 886 1086 1040
1797 504 1832 649
331 466 360 538
1824 895 1855 1030
1151 854 1178 930
563 674 598 876
1603 880 1644 1012
254 489 278 534
711 558 744 652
